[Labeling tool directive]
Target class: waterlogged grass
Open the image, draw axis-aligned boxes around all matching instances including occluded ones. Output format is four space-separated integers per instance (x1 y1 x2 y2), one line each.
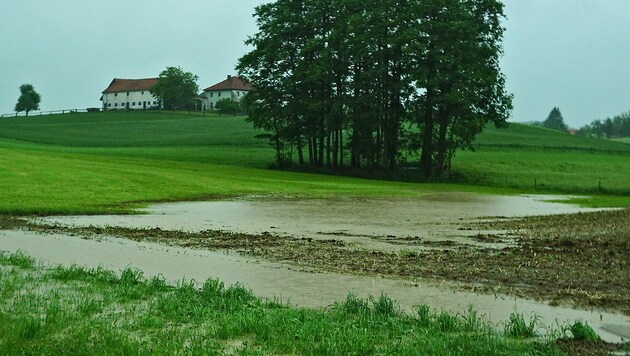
568 321 600 341
0 251 565 355
503 313 541 339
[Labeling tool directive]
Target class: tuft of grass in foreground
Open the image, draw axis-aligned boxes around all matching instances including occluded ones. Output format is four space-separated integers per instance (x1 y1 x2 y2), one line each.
0 251 565 355
503 312 540 339
568 321 600 341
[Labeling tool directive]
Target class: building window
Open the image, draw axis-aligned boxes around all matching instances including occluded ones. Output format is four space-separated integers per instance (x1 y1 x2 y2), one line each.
210 93 213 97
132 102 135 106
127 92 129 96
115 103 118 107
141 91 144 95
114 93 118 97
108 103 112 107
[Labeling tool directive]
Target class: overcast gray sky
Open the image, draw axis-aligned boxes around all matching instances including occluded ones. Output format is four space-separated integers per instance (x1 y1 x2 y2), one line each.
1 0 629 127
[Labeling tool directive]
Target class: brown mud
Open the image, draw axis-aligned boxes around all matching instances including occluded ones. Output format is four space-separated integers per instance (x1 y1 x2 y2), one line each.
2 206 628 315
38 194 606 252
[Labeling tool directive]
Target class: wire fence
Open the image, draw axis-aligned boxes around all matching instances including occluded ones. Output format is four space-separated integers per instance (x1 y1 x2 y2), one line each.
0 108 97 118
0 108 242 118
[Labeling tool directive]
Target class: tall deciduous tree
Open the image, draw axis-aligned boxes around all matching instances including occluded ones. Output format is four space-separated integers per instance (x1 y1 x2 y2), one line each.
411 0 512 177
15 84 41 116
543 107 568 132
150 66 199 111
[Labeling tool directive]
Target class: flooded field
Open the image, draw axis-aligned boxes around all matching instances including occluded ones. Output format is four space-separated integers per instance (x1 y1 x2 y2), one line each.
41 193 605 251
3 192 627 342
2 229 629 342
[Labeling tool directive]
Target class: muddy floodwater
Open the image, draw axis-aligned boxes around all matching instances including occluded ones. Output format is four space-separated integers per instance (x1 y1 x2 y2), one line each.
9 193 626 342
2 229 629 342
41 193 606 251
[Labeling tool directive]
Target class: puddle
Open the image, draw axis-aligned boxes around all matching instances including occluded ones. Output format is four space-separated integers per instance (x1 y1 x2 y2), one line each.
1 229 628 342
42 193 607 251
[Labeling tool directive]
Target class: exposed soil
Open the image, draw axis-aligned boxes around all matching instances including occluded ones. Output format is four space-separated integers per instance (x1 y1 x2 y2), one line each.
555 339 630 355
2 208 628 317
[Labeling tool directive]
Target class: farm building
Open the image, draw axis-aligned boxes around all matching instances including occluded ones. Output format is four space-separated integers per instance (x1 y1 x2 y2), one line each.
101 78 160 111
199 75 252 111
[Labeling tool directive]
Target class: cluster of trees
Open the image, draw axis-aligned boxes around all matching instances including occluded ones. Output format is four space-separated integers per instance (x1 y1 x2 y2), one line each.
577 111 630 139
237 0 512 177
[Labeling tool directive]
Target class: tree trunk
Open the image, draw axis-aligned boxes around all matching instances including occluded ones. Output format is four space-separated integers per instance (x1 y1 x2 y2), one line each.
297 135 304 165
420 88 434 177
339 128 344 168
435 107 450 176
308 137 314 166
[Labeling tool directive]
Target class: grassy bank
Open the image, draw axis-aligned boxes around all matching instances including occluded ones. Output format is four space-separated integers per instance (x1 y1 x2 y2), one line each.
0 111 629 214
4 250 608 355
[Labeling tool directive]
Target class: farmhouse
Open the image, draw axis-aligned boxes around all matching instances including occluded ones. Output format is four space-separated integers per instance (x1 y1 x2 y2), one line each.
101 78 160 111
200 75 252 111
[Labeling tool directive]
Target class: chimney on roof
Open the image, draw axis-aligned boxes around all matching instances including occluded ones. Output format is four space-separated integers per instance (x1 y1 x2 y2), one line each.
227 75 232 80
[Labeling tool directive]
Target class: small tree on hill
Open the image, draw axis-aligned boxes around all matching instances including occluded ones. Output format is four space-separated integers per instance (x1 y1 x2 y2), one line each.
543 107 569 132
15 84 41 116
215 98 241 115
150 66 199 111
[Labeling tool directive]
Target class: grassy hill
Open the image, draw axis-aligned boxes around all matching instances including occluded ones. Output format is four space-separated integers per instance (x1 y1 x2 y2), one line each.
453 123 630 198
474 123 630 152
0 111 628 214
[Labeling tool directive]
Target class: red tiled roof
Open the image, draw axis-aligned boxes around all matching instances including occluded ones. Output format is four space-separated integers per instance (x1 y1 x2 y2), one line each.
203 76 252 92
102 78 158 94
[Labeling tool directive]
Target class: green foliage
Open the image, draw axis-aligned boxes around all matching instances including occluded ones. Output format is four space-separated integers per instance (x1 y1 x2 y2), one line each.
215 98 241 115
542 107 569 132
577 109 630 139
14 84 41 116
370 293 398 318
504 312 539 338
239 0 511 176
569 321 600 341
0 250 35 269
339 293 371 315
150 66 199 110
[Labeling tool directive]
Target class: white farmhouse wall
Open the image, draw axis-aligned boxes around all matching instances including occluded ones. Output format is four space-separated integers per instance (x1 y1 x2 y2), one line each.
102 91 159 110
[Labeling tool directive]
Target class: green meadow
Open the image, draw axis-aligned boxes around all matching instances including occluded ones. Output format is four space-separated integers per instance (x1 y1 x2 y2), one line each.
0 111 628 214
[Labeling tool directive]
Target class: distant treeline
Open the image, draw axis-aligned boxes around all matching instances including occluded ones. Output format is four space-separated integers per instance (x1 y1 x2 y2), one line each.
576 111 630 139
